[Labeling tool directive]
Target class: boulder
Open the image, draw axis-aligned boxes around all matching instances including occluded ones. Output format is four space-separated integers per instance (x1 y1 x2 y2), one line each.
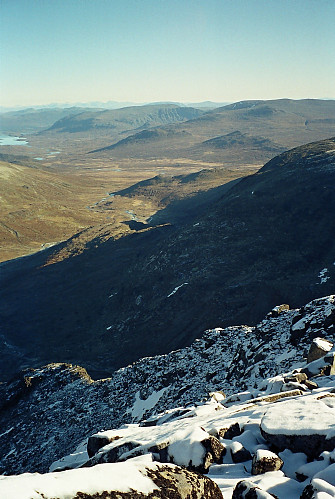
83 440 141 466
0 461 223 498
87 434 121 458
218 422 242 440
230 442 252 463
260 398 335 458
167 428 225 474
302 352 335 378
232 480 278 498
283 372 308 384
307 337 333 363
269 304 290 318
251 449 283 475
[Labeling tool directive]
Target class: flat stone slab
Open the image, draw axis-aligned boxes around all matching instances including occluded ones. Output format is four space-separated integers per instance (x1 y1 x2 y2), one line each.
260 397 335 457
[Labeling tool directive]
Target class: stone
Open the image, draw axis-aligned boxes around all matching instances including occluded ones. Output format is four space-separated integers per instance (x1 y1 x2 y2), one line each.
251 449 283 475
218 422 242 440
145 464 224 498
269 304 290 318
188 435 226 473
231 442 252 463
302 352 335 378
167 433 225 474
303 379 318 390
260 398 335 458
307 337 333 363
232 480 278 498
87 434 121 458
83 441 141 466
283 372 308 384
202 435 226 463
0 462 223 498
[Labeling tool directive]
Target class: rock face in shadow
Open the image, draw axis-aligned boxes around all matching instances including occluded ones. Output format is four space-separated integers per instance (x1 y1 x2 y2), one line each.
1 138 335 381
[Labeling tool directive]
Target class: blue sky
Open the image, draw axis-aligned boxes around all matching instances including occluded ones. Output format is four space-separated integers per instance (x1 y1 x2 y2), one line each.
0 0 334 107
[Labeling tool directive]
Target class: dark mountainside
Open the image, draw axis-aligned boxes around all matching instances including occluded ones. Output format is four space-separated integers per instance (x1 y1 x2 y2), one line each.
0 138 335 382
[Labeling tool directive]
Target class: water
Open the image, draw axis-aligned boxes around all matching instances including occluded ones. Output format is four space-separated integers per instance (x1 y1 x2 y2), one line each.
0 134 29 146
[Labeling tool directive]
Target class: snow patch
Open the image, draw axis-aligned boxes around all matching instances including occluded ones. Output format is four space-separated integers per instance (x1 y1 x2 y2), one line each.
129 388 168 420
167 283 189 298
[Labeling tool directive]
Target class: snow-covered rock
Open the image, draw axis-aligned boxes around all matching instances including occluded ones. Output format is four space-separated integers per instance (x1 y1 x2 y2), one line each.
0 457 223 498
251 449 283 475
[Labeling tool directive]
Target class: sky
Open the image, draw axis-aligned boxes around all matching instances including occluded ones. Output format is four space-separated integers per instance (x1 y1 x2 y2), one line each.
0 0 334 107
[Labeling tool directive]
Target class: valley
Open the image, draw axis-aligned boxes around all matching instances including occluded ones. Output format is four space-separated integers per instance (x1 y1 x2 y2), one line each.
0 99 334 383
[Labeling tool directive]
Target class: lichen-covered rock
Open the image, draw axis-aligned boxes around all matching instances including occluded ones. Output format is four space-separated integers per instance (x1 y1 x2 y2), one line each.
269 304 290 318
0 461 223 499
232 480 277 498
251 449 283 475
218 422 242 440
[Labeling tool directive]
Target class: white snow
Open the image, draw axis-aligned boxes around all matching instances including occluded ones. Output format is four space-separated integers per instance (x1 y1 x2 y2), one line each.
129 387 168 420
0 427 14 439
49 440 88 472
261 397 335 437
278 449 307 479
0 459 159 499
167 282 188 297
254 449 279 460
318 268 330 284
167 427 208 467
313 337 333 352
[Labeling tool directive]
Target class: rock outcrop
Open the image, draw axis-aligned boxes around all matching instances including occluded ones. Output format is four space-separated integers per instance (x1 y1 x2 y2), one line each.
0 295 334 477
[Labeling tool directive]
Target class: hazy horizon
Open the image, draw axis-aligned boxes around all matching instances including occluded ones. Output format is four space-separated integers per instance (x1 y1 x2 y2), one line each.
1 0 334 108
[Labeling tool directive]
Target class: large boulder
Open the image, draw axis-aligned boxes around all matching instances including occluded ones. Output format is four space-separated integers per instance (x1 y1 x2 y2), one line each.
307 337 333 363
260 397 335 458
87 433 122 458
167 428 225 473
0 460 223 498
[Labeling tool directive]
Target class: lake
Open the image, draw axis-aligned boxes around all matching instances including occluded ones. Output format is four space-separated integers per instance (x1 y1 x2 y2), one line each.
0 134 29 146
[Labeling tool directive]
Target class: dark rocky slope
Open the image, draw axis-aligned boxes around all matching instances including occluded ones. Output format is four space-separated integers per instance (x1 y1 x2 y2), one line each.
0 138 335 381
0 294 334 477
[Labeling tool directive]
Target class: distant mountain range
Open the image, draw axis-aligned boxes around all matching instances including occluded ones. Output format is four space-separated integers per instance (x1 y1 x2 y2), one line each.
86 99 335 165
0 102 225 134
41 103 204 134
0 136 334 382
0 106 102 134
